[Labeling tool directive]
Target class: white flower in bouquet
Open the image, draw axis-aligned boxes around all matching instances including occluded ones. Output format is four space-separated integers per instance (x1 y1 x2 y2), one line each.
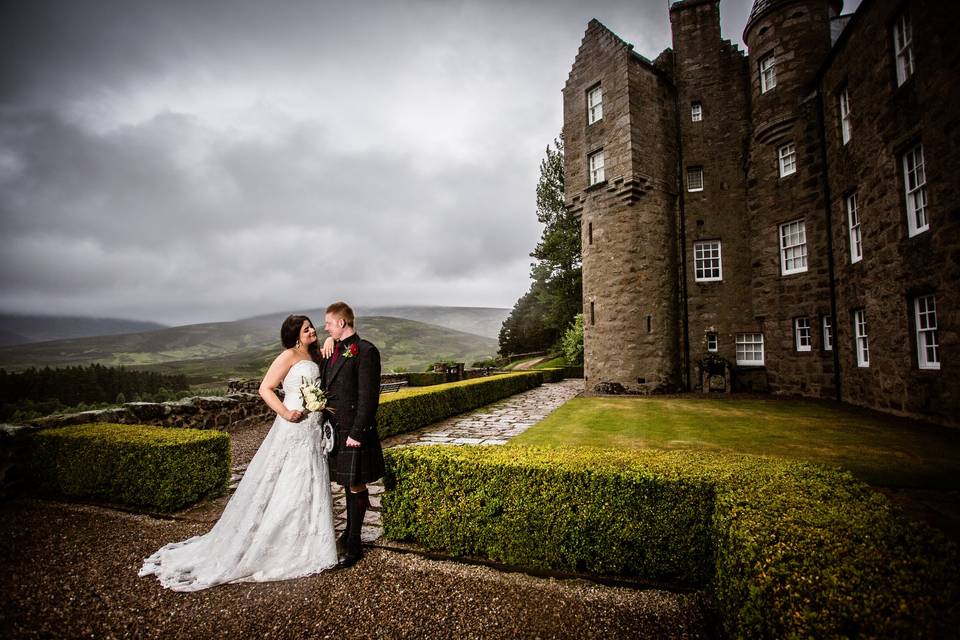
299 377 328 414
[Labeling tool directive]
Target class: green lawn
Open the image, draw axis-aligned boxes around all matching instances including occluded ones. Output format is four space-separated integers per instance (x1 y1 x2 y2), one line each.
533 356 567 369
510 396 960 489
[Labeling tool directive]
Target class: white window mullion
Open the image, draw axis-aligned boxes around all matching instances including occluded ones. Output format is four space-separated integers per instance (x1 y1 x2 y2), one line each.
795 317 812 352
780 219 808 275
894 11 914 86
839 88 852 144
694 240 722 282
760 54 776 93
587 85 603 124
903 144 928 236
588 150 605 185
915 295 940 370
847 192 862 263
687 166 704 192
854 309 869 367
822 316 833 351
779 143 797 177
736 333 765 365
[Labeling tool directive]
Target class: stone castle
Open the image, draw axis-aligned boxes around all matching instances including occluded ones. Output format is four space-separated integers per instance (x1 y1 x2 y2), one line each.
564 0 959 426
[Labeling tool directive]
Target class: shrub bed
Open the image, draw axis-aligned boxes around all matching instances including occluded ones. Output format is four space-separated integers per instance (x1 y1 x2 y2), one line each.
538 368 566 383
404 372 447 387
376 372 542 439
382 446 960 639
23 422 230 512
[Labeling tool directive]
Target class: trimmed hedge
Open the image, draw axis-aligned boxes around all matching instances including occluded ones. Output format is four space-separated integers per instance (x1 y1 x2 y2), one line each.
404 372 447 386
382 446 960 639
539 367 566 383
376 372 543 439
564 365 584 378
23 422 230 512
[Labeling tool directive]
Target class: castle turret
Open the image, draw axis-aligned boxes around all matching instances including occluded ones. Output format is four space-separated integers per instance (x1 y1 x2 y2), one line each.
743 0 841 397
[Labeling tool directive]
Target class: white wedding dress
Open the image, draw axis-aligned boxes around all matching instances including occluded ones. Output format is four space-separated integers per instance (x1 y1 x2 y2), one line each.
139 359 338 591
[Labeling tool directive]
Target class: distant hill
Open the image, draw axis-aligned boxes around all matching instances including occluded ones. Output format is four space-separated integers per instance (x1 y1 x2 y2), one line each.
0 314 167 346
240 305 509 340
0 315 498 383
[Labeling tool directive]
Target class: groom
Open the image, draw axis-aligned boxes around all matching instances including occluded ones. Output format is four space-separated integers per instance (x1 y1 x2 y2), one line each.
322 301 385 568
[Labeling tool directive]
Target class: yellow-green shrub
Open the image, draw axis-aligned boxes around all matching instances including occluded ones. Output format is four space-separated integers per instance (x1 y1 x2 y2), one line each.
382 446 960 639
24 422 230 513
376 372 542 438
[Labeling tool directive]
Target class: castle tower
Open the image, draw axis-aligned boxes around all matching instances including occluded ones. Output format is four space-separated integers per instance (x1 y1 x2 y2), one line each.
669 0 752 389
742 0 841 396
563 20 682 394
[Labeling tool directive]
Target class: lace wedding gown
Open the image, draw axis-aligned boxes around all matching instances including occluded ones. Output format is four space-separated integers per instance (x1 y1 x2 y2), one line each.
139 359 338 591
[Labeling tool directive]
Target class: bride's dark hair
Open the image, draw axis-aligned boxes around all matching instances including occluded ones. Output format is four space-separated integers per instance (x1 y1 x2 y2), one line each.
280 314 320 361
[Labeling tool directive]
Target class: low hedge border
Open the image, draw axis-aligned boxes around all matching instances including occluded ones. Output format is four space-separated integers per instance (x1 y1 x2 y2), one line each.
376 372 543 439
404 372 447 386
23 422 230 513
538 368 566 383
382 446 960 639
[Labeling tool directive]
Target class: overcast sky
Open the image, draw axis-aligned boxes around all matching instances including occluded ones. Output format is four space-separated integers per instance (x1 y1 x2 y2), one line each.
0 0 858 326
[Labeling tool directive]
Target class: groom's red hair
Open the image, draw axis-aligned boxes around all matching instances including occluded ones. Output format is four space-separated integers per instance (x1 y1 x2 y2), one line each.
326 301 355 327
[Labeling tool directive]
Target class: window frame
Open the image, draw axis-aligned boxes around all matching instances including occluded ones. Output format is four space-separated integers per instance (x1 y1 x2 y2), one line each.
706 332 719 353
736 333 765 366
794 317 812 352
854 308 869 368
587 84 603 125
847 191 862 263
759 53 776 93
822 315 833 351
914 294 940 370
893 10 914 87
839 87 852 144
778 143 797 177
902 143 928 237
693 240 723 282
588 149 605 186
691 101 703 122
687 166 704 192
779 219 808 276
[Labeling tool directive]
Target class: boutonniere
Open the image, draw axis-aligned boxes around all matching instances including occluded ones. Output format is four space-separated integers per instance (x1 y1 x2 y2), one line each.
342 343 359 359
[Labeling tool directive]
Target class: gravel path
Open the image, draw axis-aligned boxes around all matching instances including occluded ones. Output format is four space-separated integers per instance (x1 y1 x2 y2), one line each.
0 499 711 639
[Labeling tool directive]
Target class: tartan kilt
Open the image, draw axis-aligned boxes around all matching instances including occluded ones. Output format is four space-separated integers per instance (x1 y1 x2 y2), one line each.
328 424 385 486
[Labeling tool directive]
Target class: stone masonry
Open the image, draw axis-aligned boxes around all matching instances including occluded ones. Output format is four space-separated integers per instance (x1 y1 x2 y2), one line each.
565 0 960 427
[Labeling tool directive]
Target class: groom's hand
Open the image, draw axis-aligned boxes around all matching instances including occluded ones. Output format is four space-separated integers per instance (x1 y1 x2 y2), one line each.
346 436 361 448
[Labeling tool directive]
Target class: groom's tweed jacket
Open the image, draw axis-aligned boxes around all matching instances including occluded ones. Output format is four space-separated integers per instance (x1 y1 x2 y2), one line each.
321 333 386 486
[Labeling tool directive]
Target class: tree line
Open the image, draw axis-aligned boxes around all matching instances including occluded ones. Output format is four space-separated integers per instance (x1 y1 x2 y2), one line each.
499 136 583 362
0 364 190 421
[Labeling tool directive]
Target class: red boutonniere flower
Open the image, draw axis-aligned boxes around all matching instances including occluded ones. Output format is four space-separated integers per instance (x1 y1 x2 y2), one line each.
343 343 359 358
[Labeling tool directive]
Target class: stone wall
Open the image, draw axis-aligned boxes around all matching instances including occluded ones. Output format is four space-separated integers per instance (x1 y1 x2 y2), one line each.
821 0 960 425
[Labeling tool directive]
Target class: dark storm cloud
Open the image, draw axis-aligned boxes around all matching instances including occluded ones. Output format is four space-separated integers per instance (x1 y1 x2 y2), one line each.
1 0 846 324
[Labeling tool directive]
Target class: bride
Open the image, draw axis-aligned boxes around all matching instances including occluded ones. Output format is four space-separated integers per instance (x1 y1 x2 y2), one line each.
139 314 338 591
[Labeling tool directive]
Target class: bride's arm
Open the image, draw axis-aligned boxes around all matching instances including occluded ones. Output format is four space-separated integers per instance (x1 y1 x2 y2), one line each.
259 351 302 422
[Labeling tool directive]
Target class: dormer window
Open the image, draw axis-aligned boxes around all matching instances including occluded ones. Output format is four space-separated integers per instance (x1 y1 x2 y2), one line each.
587 85 603 124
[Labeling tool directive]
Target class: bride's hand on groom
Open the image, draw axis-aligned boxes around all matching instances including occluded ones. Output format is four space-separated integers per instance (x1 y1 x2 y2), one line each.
285 409 304 422
320 337 336 359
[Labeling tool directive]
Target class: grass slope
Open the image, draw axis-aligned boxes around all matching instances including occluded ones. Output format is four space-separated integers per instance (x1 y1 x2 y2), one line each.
510 396 960 489
0 316 497 384
0 314 167 346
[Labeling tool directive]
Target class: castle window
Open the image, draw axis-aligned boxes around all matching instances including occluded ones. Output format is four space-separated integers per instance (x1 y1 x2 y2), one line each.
822 316 833 351
736 333 764 366
693 240 722 282
588 150 605 185
778 143 797 177
902 143 928 236
847 192 862 263
779 219 808 275
691 102 702 122
839 88 852 144
588 222 593 245
759 54 776 93
707 332 718 352
854 308 869 367
687 166 703 192
893 10 914 86
794 317 812 352
914 294 940 370
587 85 603 124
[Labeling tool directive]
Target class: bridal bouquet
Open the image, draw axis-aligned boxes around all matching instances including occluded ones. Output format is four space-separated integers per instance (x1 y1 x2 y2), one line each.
299 377 329 414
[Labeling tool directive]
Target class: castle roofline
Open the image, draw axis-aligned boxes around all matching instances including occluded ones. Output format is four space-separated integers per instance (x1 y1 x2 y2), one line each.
744 0 843 42
578 19 675 86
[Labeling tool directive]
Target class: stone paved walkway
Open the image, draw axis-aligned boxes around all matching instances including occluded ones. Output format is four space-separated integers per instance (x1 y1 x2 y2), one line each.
227 379 583 543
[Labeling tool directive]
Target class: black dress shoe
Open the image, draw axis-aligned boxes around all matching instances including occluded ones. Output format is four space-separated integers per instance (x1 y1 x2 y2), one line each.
337 548 363 569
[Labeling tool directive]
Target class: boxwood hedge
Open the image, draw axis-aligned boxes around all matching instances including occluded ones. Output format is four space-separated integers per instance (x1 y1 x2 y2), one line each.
376 372 543 439
24 422 230 513
382 446 960 639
